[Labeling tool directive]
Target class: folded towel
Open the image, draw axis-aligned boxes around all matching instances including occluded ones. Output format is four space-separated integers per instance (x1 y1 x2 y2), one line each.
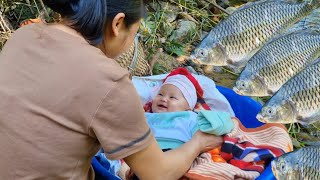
197 110 234 136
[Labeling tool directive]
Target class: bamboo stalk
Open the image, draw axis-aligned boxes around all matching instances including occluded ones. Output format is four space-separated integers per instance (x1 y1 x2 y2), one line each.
204 0 231 15
0 13 12 32
25 0 35 14
32 0 41 15
38 0 50 19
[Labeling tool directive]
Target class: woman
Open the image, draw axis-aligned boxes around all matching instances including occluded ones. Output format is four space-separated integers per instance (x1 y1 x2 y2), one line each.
0 0 222 179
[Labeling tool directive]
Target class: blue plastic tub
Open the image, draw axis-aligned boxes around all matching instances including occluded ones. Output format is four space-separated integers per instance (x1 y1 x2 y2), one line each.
92 86 276 180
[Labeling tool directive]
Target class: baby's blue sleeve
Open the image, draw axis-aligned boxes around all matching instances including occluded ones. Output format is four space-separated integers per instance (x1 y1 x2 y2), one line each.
196 111 234 135
190 112 200 136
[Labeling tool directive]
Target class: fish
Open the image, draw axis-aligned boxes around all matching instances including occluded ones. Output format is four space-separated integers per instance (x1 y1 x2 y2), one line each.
256 58 320 125
286 8 320 33
233 29 320 97
271 145 320 180
190 0 319 68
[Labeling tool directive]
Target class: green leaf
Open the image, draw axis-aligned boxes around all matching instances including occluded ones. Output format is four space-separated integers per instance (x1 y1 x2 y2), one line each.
164 41 185 56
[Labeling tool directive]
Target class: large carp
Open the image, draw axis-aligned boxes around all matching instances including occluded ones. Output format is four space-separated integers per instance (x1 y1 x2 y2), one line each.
190 0 319 68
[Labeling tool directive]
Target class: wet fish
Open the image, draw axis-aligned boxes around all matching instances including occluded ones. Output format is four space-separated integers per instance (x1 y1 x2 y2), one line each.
271 146 320 180
190 0 319 68
233 29 320 97
256 59 320 125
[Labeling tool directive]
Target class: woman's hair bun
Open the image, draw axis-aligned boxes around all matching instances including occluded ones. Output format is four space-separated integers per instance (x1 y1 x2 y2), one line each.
43 0 77 16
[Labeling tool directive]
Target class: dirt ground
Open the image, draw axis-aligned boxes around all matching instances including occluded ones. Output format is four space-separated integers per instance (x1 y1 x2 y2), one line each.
152 51 238 88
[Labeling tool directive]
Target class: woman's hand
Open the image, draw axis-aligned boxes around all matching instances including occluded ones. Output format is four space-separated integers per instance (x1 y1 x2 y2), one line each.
192 131 223 153
124 133 223 179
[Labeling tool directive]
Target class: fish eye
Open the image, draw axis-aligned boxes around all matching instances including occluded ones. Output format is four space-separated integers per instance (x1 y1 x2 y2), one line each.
278 161 287 173
266 107 274 115
198 49 207 57
237 81 247 89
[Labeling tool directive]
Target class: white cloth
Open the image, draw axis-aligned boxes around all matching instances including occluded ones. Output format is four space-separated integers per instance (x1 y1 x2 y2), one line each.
132 74 235 117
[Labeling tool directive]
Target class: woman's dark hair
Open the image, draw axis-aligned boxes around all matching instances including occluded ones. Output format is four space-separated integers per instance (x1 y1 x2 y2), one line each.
44 0 146 45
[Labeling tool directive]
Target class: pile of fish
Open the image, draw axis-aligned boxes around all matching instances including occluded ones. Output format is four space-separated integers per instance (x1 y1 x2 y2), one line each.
190 0 319 68
233 8 320 97
190 0 320 126
189 0 320 179
256 58 320 125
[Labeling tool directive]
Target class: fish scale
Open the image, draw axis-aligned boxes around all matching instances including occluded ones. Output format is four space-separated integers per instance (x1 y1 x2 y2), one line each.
257 59 320 124
190 0 319 67
272 146 320 180
234 30 320 97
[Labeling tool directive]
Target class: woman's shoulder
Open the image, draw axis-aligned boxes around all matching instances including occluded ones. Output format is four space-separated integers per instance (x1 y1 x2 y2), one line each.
10 23 129 81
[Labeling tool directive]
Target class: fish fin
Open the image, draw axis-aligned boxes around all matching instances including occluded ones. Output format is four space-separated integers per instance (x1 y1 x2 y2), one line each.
267 89 274 96
304 141 320 146
297 115 303 121
203 65 215 74
299 113 320 125
307 57 320 66
274 0 320 8
226 59 236 66
236 0 275 12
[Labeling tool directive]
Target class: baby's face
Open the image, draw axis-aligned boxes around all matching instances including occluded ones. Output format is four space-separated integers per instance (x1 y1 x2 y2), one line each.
152 84 190 113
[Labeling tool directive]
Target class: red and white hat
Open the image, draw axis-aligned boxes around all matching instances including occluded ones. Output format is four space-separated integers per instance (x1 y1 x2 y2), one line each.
162 67 203 109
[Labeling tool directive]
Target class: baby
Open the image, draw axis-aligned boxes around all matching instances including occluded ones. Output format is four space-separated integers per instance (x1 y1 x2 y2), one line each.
152 68 199 113
146 68 202 150
145 67 233 151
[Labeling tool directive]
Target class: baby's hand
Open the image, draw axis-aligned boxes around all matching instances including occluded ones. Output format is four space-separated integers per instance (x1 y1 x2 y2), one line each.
192 131 223 153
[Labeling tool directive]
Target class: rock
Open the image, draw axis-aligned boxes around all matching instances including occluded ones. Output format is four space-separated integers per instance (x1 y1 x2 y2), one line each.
152 51 181 75
169 20 197 43
158 1 180 23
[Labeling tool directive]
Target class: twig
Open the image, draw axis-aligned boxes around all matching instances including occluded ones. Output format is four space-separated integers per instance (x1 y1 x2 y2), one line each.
32 0 41 16
25 0 34 14
38 0 50 19
204 0 231 15
178 12 199 24
222 67 239 76
150 2 166 47
0 13 12 32
0 14 6 32
149 48 163 75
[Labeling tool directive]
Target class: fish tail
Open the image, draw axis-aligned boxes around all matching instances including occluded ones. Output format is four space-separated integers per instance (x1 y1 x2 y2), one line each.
288 9 320 31
303 8 320 30
304 0 320 8
283 0 320 8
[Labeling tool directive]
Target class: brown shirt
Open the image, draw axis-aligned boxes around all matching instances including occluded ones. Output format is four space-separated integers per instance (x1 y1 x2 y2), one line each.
0 23 152 179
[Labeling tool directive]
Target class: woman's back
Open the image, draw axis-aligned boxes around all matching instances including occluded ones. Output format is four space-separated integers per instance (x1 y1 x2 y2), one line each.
0 23 129 179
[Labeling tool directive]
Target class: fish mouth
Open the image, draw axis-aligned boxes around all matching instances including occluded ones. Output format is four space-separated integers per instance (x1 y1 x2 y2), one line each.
233 87 243 95
256 114 266 123
271 160 277 177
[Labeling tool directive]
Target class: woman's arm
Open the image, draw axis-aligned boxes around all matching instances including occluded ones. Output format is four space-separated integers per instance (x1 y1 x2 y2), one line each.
124 131 223 180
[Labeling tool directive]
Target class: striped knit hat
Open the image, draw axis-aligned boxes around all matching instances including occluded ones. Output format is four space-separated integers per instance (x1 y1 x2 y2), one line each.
162 67 203 109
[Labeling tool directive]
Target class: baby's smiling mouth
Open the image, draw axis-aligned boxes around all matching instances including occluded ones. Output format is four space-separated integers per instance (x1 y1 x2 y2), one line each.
158 104 167 108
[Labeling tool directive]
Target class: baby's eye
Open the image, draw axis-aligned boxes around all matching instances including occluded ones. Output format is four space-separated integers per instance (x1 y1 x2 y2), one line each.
170 96 177 99
158 93 163 96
